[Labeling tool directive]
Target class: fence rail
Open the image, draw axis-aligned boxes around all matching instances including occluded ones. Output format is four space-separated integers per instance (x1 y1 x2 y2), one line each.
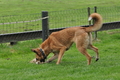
0 13 42 34
0 21 120 43
0 17 48 25
0 6 120 43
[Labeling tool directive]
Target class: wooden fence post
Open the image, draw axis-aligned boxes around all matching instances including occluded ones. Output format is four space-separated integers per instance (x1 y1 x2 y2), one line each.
94 6 98 40
88 7 98 40
42 11 49 42
88 7 91 25
10 42 17 45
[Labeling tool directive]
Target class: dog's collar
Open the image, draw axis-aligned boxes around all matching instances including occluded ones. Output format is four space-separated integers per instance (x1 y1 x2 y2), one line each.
40 49 47 61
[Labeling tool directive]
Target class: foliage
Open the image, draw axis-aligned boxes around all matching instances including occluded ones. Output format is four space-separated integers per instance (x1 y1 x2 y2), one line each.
0 0 120 33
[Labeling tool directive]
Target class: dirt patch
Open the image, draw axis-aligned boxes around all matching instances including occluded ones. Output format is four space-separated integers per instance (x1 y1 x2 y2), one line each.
107 30 120 34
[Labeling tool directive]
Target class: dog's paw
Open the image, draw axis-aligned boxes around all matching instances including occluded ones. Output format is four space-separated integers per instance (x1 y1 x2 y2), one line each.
95 58 99 61
91 56 99 61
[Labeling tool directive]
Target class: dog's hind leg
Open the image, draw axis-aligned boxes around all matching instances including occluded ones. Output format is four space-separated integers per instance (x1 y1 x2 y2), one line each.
75 33 92 65
77 47 92 65
76 43 92 65
88 44 99 61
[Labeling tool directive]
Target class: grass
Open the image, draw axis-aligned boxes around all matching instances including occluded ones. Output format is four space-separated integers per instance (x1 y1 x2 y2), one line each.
0 29 120 80
0 0 120 34
0 0 120 80
0 0 120 15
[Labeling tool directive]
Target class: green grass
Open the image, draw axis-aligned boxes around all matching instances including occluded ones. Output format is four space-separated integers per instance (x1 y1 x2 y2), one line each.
0 0 120 34
0 0 120 80
0 0 120 15
0 29 120 80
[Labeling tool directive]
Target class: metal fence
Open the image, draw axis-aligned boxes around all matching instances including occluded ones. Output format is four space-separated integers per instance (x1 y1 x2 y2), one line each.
0 6 120 43
95 7 120 30
0 13 42 34
49 8 88 29
98 6 120 23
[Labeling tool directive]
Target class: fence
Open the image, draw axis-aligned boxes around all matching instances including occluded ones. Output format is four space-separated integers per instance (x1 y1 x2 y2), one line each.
49 8 88 29
0 6 120 43
0 13 42 34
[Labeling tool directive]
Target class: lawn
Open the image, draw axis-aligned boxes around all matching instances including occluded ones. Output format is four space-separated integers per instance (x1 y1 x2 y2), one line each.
0 0 120 15
0 0 120 80
0 29 120 80
0 0 120 34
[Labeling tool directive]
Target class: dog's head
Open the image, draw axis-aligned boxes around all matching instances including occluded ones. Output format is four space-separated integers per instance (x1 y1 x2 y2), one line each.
31 48 46 64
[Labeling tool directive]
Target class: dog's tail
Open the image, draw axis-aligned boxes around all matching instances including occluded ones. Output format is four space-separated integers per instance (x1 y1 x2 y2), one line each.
85 13 103 32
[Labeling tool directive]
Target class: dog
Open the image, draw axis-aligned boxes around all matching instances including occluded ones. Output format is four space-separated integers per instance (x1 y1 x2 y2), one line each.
31 13 102 65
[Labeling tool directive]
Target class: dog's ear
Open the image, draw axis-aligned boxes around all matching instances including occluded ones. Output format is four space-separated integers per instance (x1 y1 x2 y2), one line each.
31 49 37 53
31 49 41 56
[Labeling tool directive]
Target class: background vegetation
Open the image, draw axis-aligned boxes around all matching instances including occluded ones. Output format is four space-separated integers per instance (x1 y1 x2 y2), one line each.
0 0 120 80
0 0 120 15
0 0 120 33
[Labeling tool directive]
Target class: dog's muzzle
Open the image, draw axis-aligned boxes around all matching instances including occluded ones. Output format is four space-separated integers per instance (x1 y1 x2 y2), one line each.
36 59 45 64
40 59 45 62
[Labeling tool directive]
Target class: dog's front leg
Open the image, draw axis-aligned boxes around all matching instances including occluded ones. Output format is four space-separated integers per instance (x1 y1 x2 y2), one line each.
46 53 58 63
56 47 66 64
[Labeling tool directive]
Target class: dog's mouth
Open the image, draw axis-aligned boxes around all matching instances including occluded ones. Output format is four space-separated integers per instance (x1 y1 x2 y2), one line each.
40 59 45 62
35 58 45 64
35 61 43 64
36 61 45 64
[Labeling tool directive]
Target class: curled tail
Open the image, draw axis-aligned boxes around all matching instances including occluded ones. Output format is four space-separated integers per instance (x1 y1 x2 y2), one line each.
85 13 103 32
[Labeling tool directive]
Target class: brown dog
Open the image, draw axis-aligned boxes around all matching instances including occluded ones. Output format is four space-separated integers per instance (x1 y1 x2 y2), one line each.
31 13 102 65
